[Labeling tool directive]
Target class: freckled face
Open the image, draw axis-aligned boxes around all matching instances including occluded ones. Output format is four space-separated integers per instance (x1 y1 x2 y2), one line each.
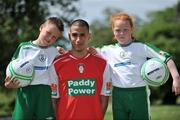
113 19 133 44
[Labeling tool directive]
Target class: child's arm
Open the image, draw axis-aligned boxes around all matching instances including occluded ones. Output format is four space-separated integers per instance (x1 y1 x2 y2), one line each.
167 59 180 95
56 46 66 54
4 76 20 88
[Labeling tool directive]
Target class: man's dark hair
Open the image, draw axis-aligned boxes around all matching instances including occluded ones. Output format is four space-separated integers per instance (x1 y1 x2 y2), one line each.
70 19 89 32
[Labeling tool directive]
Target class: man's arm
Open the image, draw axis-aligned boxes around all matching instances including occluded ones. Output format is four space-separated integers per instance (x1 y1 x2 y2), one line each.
100 95 109 118
52 98 57 117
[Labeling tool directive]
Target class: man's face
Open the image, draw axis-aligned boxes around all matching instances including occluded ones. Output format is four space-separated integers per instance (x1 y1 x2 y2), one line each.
69 25 91 52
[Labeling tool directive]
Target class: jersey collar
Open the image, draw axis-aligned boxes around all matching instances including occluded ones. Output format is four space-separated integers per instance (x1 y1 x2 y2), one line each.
118 40 133 47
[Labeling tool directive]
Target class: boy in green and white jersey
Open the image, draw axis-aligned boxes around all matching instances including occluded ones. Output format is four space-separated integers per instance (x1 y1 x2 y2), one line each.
4 17 64 120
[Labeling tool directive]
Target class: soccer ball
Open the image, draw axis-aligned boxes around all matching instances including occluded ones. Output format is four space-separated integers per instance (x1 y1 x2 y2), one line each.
6 59 34 87
141 58 169 87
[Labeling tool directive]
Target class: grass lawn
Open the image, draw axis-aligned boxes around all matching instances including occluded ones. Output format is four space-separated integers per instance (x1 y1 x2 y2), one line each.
0 92 180 120
105 103 180 120
0 105 180 120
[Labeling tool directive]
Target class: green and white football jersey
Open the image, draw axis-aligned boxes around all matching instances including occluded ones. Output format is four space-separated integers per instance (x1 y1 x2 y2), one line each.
98 41 171 88
12 41 59 85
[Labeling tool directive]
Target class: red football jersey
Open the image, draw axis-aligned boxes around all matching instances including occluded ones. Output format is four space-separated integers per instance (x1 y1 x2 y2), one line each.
53 52 110 120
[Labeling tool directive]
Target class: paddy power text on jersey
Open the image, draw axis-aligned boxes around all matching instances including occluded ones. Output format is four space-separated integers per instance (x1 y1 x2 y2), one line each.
67 78 96 96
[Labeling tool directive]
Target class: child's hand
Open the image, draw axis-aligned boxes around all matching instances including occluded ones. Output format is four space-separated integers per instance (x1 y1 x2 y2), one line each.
4 76 20 88
87 47 97 55
172 76 180 95
57 46 66 54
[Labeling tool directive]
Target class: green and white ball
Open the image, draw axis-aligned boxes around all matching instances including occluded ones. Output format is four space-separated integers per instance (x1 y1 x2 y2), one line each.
6 59 34 87
141 58 169 87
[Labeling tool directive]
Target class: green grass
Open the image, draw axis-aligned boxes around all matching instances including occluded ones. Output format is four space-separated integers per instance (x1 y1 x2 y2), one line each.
105 103 180 120
0 90 16 116
1 92 180 120
151 105 180 120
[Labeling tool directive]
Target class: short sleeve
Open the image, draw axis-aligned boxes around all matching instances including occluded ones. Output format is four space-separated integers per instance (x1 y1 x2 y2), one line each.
49 65 59 98
100 62 112 96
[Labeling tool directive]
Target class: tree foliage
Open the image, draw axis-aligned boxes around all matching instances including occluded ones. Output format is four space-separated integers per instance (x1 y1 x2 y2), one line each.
89 8 119 47
0 0 80 88
137 2 180 67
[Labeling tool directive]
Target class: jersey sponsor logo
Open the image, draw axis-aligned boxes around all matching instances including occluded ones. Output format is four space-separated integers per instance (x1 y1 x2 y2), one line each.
34 66 49 70
67 78 96 96
114 61 131 67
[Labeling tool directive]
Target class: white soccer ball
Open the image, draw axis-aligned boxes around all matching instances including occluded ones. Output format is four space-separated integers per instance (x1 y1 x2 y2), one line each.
141 58 169 87
6 59 34 87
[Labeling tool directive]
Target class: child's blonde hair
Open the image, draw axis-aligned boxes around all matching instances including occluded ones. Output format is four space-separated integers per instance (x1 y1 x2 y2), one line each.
44 17 64 32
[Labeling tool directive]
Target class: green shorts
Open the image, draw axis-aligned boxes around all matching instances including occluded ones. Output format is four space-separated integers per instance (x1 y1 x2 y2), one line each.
112 86 151 120
12 85 55 120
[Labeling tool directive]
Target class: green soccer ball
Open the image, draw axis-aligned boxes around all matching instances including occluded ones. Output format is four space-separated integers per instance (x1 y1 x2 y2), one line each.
141 58 169 87
6 59 34 87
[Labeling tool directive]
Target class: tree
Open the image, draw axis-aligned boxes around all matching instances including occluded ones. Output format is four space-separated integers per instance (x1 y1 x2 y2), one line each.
0 0 80 87
89 8 119 47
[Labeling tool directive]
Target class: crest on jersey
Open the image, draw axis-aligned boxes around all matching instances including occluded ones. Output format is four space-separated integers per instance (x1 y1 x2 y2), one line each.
159 50 165 55
38 54 46 62
119 51 126 58
77 63 85 74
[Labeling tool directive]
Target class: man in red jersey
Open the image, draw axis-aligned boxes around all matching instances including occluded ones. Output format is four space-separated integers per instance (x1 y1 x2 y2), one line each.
52 19 112 120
